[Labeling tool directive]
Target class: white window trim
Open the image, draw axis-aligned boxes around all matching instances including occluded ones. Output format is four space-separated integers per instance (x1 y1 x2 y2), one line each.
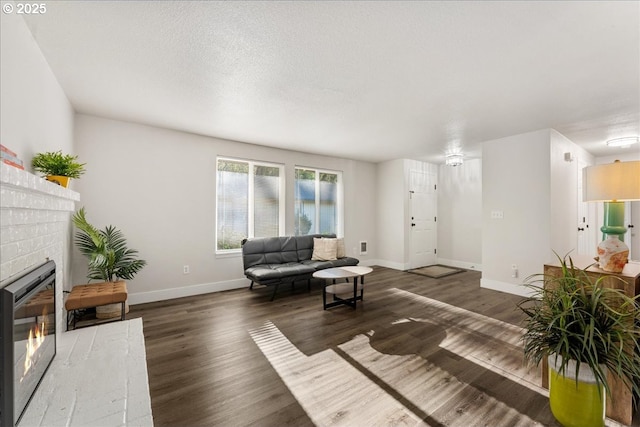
294 166 344 237
216 157 285 254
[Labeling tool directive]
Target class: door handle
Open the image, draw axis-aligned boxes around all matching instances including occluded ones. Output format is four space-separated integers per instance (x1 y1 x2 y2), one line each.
411 223 416 227
629 224 635 228
577 227 584 231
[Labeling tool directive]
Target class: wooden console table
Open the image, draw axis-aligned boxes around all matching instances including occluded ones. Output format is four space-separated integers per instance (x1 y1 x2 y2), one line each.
542 256 640 425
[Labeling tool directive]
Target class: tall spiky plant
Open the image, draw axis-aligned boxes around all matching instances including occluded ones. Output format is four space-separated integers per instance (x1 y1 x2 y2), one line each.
517 253 640 402
72 207 147 282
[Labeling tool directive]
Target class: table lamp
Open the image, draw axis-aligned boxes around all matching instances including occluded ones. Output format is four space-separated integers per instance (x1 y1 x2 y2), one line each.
582 160 640 272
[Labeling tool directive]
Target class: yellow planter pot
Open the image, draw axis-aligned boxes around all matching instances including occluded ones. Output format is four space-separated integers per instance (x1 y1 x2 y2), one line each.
46 175 70 188
548 355 605 427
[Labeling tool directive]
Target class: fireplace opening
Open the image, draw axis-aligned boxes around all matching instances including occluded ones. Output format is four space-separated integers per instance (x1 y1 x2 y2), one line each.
1 260 56 427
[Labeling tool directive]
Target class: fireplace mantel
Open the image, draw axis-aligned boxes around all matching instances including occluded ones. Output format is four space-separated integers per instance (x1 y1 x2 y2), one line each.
0 163 80 335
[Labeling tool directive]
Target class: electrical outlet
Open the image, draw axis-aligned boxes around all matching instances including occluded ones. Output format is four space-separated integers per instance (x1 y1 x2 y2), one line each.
183 265 190 274
511 264 518 278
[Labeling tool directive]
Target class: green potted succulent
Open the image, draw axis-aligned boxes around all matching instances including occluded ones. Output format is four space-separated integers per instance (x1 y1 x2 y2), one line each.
32 150 86 188
518 254 640 427
72 207 147 318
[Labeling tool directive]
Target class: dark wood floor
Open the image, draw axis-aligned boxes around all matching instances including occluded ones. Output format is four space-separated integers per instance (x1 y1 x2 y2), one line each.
129 266 638 426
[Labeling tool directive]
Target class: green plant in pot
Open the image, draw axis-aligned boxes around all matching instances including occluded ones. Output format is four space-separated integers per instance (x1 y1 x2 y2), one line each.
518 254 640 427
72 207 146 318
32 150 86 188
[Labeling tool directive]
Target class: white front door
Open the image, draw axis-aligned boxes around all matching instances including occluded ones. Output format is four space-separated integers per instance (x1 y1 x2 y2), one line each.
409 169 437 269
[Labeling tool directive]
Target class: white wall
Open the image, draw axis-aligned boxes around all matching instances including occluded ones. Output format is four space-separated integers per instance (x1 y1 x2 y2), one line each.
481 129 552 296
72 114 377 304
595 151 640 165
549 129 595 256
375 159 406 269
0 14 74 167
481 128 594 296
549 130 579 256
0 13 76 309
437 158 482 270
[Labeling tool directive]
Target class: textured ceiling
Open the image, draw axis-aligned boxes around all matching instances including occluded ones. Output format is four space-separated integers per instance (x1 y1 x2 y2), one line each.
22 1 640 163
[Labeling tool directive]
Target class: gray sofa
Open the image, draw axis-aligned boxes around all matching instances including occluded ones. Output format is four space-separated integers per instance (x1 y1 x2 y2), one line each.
241 234 359 300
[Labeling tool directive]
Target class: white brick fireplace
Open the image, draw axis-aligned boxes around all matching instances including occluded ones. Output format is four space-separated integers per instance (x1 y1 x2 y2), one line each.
0 163 80 334
1 163 154 426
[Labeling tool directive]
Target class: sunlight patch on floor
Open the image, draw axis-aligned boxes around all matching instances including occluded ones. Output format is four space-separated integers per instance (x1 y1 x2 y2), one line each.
249 289 629 427
388 288 544 392
249 321 426 427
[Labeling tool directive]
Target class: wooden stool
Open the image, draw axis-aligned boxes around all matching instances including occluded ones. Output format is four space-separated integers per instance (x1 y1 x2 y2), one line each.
65 282 128 330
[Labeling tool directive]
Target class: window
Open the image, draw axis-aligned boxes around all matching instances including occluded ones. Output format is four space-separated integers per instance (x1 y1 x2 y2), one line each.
294 168 342 236
216 158 284 251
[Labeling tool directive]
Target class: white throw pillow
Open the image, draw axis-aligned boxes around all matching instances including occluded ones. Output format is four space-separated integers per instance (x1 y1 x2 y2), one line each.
312 238 337 261
336 238 346 258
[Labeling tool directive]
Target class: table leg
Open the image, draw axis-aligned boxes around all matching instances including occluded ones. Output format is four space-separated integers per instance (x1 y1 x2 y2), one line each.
323 282 327 310
352 276 358 309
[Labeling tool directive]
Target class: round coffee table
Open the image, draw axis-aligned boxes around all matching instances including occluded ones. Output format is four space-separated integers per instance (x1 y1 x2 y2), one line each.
313 266 373 310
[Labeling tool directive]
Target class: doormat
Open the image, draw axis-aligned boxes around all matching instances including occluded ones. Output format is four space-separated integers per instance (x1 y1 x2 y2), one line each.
407 265 463 279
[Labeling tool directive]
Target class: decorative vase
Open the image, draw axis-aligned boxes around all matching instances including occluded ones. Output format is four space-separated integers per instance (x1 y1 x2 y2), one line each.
548 355 605 427
45 175 70 188
596 235 628 273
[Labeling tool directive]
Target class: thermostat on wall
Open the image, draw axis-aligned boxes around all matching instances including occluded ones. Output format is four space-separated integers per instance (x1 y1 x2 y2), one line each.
359 241 368 255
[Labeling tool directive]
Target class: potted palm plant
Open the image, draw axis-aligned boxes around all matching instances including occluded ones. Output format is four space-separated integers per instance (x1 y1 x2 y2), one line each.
518 254 640 427
32 150 86 188
72 207 147 318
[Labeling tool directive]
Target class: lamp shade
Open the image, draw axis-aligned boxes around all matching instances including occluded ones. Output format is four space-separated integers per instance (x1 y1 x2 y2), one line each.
582 160 640 202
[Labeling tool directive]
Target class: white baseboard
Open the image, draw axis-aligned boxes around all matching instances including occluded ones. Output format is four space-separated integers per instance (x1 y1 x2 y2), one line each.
129 278 249 305
436 258 482 272
480 278 533 297
367 259 408 271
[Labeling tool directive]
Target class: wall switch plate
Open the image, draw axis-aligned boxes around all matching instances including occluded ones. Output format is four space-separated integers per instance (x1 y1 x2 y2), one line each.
491 210 504 219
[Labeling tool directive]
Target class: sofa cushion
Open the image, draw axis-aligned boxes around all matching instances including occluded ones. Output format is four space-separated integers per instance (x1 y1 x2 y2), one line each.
296 234 336 261
314 237 346 258
242 236 298 269
325 257 360 268
273 263 315 276
301 259 334 270
244 262 315 283
312 237 337 260
336 238 346 258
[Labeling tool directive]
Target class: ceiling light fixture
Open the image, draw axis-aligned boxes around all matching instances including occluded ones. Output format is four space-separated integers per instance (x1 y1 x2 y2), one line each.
445 153 463 167
606 137 639 148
